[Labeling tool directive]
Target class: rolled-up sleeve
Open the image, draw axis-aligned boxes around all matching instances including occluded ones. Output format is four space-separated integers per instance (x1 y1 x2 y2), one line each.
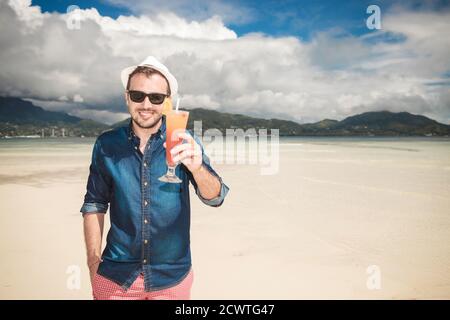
80 138 112 216
187 132 230 207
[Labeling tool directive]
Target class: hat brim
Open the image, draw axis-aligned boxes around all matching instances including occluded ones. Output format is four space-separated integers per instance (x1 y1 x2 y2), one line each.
120 64 178 96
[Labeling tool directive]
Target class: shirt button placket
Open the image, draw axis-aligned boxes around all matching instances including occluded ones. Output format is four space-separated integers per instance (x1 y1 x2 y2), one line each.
142 148 151 271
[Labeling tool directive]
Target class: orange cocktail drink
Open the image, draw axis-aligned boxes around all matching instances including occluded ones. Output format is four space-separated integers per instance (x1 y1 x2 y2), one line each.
165 110 189 166
159 109 189 183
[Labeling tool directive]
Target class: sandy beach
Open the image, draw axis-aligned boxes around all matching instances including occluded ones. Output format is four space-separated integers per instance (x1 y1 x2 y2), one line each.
0 137 449 299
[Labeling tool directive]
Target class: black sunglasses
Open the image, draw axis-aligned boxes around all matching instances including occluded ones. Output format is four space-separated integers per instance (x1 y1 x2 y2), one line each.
127 90 168 104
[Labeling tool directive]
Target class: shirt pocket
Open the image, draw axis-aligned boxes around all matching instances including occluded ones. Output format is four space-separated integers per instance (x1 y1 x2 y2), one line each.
153 181 183 227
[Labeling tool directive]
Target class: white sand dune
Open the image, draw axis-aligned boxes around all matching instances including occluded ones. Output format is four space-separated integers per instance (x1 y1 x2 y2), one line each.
0 138 449 299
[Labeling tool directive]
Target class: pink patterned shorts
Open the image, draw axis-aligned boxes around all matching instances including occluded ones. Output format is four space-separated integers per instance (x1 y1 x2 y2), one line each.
92 268 194 300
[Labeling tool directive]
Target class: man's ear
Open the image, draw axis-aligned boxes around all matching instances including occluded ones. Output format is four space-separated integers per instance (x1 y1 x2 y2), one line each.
124 91 129 104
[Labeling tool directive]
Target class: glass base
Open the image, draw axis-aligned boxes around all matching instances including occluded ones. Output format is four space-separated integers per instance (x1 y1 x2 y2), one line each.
158 165 182 183
158 174 182 183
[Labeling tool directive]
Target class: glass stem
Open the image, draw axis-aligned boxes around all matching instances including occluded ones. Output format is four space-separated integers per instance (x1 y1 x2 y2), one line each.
167 165 177 176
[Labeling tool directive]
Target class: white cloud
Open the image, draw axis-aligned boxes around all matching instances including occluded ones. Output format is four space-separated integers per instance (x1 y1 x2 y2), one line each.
69 108 129 125
25 98 129 125
1 0 449 125
7 0 48 30
182 94 220 109
73 94 84 103
62 7 237 40
102 0 256 25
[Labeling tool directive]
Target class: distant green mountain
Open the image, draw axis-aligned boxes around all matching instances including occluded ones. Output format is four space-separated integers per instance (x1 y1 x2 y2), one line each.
331 111 450 136
112 108 450 136
1 97 449 137
0 97 81 124
295 111 450 136
111 108 306 135
0 97 108 137
186 108 306 135
301 119 339 132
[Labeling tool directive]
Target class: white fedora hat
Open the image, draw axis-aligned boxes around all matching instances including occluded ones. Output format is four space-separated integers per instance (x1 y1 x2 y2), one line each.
120 56 178 96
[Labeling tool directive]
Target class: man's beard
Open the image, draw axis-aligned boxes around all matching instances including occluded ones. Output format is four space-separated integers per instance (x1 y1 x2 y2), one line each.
132 112 162 129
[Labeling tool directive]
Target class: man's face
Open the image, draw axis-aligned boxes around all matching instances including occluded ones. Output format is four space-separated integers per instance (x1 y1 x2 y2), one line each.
125 72 169 129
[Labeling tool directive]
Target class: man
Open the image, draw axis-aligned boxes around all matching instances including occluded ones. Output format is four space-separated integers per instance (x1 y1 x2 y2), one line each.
80 56 229 300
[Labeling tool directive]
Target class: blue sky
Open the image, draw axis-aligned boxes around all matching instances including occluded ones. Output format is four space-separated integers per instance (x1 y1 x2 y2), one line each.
31 0 450 40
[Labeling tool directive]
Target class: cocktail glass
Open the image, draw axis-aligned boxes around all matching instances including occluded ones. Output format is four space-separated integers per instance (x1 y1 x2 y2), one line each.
158 110 189 183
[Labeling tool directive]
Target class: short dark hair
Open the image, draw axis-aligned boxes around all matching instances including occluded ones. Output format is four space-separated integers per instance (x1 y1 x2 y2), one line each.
126 66 171 96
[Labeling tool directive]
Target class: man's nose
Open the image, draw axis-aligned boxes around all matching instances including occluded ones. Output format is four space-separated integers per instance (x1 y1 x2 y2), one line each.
142 96 155 109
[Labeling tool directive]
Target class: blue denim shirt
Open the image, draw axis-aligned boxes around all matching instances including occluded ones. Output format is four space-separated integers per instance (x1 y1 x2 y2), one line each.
80 115 229 291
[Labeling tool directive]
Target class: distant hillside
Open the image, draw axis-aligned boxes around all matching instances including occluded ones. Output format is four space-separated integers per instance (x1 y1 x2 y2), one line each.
301 119 339 132
1 97 449 137
186 108 306 135
111 108 305 135
111 109 450 137
0 97 81 124
0 97 108 137
331 111 450 136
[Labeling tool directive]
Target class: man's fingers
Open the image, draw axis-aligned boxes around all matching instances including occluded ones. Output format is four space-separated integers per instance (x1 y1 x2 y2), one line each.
173 149 203 166
172 149 192 162
171 145 202 158
167 132 201 163
170 143 191 155
177 132 193 142
169 130 191 141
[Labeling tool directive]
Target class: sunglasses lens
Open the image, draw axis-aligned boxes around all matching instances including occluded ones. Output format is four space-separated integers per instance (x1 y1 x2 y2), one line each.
129 91 145 103
149 94 166 105
129 91 166 104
